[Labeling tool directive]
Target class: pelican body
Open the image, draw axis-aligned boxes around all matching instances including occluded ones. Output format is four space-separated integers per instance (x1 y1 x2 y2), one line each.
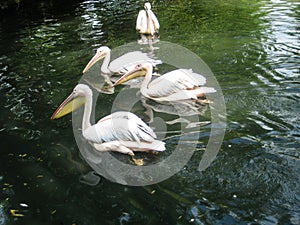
136 2 160 35
82 46 161 75
51 84 165 155
114 63 216 102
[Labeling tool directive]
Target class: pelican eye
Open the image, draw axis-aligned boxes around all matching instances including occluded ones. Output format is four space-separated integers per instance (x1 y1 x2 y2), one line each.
135 64 143 70
96 48 103 54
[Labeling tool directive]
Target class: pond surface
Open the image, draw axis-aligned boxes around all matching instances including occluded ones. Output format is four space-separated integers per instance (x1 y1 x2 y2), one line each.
0 0 300 224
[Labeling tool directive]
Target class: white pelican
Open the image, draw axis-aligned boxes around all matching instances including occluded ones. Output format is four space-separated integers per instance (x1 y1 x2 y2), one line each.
136 2 160 35
113 63 216 102
82 46 161 76
51 84 165 156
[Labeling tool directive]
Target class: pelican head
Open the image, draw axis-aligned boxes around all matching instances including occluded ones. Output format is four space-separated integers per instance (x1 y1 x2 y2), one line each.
113 63 151 86
51 84 92 119
82 46 111 73
144 2 151 10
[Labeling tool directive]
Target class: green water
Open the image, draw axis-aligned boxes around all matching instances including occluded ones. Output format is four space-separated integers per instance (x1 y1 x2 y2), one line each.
1 0 300 224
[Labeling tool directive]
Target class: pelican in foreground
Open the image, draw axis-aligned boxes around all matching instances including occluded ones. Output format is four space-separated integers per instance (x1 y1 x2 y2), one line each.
51 84 165 156
114 63 216 102
82 46 161 76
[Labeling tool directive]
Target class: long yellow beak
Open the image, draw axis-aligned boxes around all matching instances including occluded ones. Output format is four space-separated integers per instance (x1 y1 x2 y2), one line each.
50 93 86 119
82 51 105 74
113 66 146 86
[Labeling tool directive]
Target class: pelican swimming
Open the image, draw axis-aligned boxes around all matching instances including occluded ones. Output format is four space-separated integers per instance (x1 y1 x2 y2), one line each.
136 2 160 35
113 63 216 102
51 84 165 156
82 46 161 76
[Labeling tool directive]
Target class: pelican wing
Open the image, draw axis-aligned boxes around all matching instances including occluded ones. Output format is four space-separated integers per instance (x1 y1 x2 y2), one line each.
149 10 160 30
146 69 207 98
136 10 147 32
109 51 161 73
83 111 156 144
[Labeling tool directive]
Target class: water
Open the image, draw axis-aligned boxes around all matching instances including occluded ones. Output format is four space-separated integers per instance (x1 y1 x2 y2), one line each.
0 0 299 224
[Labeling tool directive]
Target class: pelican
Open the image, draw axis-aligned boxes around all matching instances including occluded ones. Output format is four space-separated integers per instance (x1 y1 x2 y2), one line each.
51 84 165 156
136 2 160 35
113 63 216 102
82 46 161 76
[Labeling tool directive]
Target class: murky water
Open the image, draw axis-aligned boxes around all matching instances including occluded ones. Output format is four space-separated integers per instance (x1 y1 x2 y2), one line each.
1 0 299 224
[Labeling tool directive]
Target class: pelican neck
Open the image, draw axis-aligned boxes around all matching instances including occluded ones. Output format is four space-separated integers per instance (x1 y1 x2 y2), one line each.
141 66 153 97
82 92 93 131
101 50 111 74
